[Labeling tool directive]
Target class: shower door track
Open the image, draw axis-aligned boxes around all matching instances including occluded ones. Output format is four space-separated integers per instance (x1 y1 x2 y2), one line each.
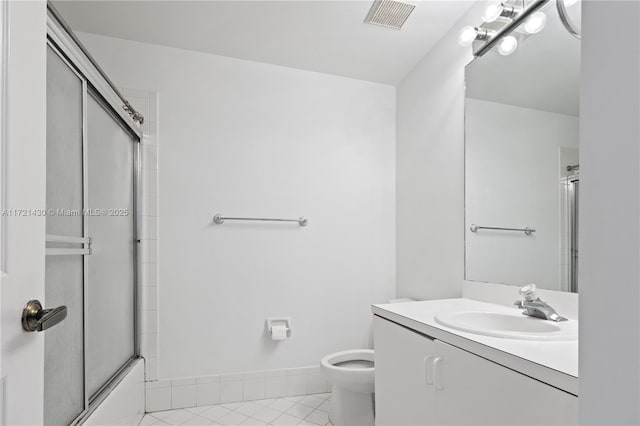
46 5 143 140
46 2 144 126
46 16 142 426
70 356 141 425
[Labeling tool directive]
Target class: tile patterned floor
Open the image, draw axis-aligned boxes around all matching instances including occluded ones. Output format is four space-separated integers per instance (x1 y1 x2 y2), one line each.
140 394 333 426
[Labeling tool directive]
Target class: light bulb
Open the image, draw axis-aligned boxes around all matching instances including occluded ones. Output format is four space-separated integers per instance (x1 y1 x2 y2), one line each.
458 26 478 47
498 35 518 56
564 0 579 7
524 11 547 34
482 1 503 22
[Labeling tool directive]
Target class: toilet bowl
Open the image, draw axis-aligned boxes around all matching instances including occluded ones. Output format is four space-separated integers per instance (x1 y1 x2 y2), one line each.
320 349 375 426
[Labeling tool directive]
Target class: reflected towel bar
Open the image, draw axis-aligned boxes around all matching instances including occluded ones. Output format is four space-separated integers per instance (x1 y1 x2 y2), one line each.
470 224 535 236
214 214 308 226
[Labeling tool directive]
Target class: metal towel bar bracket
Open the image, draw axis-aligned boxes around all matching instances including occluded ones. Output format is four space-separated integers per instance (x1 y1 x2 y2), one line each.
470 224 535 236
214 214 308 227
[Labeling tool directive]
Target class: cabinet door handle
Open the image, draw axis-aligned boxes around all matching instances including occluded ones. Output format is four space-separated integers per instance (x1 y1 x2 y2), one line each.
424 356 434 385
433 357 443 390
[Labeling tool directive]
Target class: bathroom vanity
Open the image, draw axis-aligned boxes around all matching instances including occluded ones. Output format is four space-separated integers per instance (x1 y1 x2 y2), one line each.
372 299 578 426
382 4 582 423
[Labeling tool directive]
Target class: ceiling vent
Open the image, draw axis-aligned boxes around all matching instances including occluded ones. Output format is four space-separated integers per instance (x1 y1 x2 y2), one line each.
364 0 416 30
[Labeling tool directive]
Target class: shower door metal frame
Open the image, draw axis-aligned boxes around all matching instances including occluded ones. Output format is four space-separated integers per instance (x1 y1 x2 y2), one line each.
46 4 144 136
46 27 142 426
83 85 142 406
0 0 6 273
568 177 579 293
46 40 91 423
561 172 579 294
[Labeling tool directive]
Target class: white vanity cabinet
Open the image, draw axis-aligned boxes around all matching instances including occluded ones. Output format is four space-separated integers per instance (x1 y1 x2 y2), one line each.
374 315 436 425
374 316 578 426
433 339 577 425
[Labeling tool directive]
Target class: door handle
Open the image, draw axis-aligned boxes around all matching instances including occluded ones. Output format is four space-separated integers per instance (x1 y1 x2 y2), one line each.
424 356 434 385
21 300 67 332
433 357 444 391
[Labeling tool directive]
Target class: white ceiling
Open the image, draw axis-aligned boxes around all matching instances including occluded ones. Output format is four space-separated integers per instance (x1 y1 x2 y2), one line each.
53 0 474 85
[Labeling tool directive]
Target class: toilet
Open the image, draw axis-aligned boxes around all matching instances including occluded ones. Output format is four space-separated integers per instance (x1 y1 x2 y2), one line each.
320 349 375 426
320 300 413 426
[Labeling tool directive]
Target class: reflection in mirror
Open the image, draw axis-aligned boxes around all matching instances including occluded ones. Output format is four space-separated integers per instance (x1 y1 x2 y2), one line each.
464 0 580 292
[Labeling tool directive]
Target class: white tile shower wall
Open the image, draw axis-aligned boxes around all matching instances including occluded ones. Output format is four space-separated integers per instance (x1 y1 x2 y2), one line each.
145 367 330 412
78 32 395 380
122 87 160 382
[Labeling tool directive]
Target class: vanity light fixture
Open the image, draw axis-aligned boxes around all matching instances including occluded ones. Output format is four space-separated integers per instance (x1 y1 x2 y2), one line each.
498 35 518 55
461 0 568 57
523 11 547 34
458 26 495 47
482 1 522 23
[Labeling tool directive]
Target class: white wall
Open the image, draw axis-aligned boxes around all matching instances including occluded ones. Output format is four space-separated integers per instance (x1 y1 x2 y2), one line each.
579 1 640 424
465 99 579 291
396 3 482 300
77 33 396 379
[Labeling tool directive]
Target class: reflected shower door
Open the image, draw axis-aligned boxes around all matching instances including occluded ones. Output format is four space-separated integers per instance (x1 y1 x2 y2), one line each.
569 180 579 293
85 91 137 398
45 46 86 426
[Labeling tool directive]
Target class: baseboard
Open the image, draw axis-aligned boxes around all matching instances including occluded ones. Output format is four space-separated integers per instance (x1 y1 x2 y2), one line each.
145 366 330 413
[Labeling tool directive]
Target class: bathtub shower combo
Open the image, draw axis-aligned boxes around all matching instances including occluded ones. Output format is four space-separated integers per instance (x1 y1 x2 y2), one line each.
42 5 144 424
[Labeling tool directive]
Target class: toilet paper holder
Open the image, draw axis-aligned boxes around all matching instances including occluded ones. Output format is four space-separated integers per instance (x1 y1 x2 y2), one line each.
266 317 292 339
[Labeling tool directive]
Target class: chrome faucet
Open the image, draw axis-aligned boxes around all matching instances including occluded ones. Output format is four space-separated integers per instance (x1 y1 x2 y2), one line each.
514 284 567 322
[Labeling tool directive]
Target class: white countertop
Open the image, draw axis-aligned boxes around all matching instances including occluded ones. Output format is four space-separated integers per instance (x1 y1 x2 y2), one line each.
372 298 578 396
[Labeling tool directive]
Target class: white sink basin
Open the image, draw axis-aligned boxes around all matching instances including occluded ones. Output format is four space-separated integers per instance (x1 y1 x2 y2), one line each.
434 310 578 341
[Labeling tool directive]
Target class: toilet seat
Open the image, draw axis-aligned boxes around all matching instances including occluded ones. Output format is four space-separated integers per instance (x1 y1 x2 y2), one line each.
321 349 374 389
320 349 375 426
334 359 374 369
322 349 374 369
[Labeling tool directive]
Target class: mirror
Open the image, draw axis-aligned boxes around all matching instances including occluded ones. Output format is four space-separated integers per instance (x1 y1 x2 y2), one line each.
464 1 581 292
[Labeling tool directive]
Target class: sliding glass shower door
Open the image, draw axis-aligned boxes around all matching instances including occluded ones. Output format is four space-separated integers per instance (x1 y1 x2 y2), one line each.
45 44 139 425
45 44 86 426
85 92 137 398
561 172 579 294
568 179 579 293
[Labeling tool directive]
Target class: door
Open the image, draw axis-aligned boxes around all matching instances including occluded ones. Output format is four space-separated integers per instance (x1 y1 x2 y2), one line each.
433 340 578 425
0 2 48 424
1 4 139 424
374 316 436 426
